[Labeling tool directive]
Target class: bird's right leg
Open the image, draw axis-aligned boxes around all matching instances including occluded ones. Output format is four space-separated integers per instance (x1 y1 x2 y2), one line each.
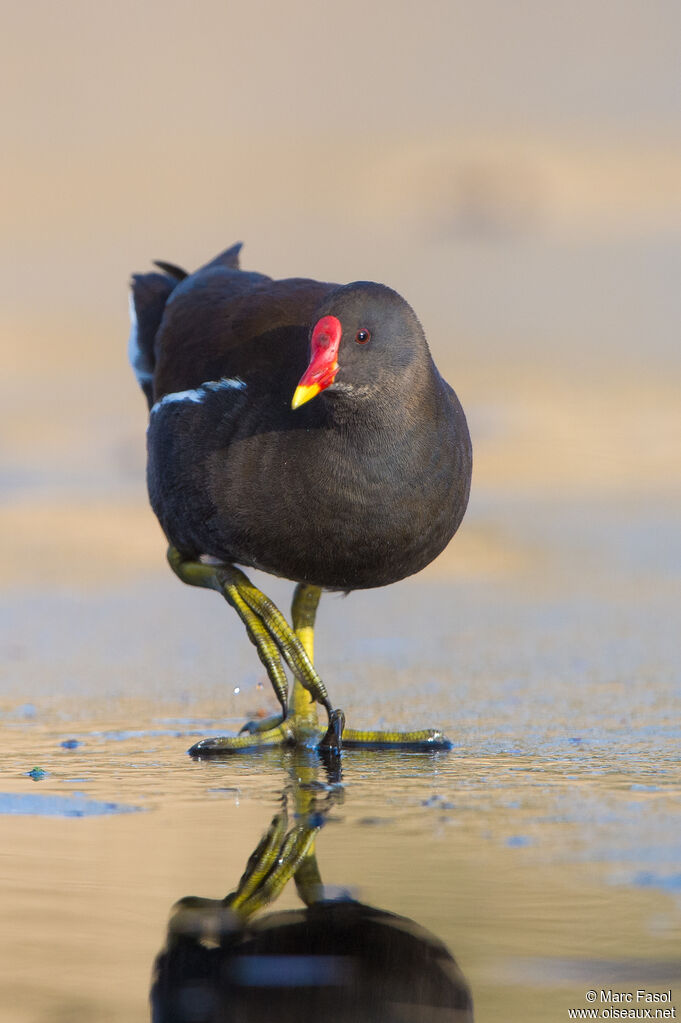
290 582 345 751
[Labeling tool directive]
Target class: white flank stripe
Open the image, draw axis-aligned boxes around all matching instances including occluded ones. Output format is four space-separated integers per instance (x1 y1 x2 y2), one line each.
150 377 246 414
202 378 247 394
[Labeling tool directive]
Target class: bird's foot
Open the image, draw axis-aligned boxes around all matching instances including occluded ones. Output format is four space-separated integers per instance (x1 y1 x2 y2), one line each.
188 710 344 758
189 714 451 757
237 710 344 742
341 726 452 752
232 707 449 754
239 713 285 735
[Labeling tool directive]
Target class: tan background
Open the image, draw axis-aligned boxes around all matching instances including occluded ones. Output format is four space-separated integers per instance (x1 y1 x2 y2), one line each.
1 4 680 1022
2 0 681 586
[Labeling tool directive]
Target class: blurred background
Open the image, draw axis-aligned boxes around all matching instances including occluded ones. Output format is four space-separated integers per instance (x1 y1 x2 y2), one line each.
1 4 680 1022
2 0 680 587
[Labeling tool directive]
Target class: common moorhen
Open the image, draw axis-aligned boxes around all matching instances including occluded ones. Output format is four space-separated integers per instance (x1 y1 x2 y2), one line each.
129 244 472 755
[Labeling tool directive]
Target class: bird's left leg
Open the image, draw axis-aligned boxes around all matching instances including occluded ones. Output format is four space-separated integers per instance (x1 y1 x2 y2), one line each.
166 547 343 754
237 581 326 738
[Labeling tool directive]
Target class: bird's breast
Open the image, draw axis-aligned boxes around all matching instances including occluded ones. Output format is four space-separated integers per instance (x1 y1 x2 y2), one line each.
204 418 467 590
147 377 471 591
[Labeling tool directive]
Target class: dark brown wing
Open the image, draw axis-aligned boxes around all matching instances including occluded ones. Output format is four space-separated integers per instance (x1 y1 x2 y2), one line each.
151 274 336 403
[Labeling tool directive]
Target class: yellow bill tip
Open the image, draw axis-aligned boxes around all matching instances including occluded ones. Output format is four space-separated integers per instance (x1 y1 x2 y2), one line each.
291 383 321 410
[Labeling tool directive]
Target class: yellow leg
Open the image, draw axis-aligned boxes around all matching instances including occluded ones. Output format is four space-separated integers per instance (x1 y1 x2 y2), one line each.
289 583 346 751
167 549 342 755
167 547 451 757
290 581 451 751
290 583 321 724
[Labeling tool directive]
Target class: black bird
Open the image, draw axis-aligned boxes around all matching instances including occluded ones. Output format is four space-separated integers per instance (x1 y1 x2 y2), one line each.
129 244 472 754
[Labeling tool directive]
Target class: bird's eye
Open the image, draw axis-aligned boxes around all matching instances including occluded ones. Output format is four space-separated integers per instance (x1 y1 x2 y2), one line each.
355 328 371 344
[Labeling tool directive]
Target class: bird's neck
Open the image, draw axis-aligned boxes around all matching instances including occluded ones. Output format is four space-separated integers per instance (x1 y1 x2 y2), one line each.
324 355 440 447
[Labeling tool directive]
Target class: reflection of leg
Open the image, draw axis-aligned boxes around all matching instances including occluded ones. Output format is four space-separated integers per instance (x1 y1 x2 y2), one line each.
229 811 289 912
164 812 303 935
228 811 321 921
228 757 337 918
294 849 324 907
289 740 331 907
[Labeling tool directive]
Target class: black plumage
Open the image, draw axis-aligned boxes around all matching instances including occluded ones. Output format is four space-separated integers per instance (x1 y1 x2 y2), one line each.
130 244 471 594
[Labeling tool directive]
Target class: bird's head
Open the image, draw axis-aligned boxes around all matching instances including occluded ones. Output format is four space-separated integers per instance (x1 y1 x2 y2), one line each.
291 282 429 410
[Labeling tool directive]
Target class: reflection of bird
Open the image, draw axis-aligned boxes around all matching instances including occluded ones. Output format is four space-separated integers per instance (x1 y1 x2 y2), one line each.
152 899 474 1023
129 244 472 753
151 757 474 1023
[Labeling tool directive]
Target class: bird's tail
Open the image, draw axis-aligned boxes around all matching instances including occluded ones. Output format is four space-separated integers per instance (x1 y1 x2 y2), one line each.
128 243 243 408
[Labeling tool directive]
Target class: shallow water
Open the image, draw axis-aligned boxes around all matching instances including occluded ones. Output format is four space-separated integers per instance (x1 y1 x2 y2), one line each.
2 492 680 1022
